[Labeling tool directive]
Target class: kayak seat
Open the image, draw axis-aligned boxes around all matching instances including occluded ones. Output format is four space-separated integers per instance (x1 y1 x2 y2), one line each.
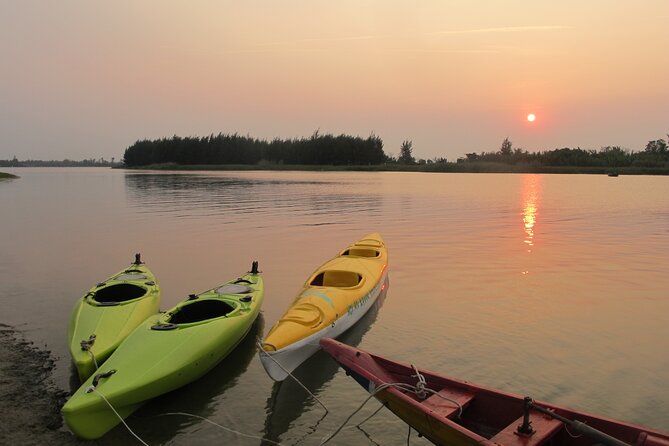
280 303 323 327
490 412 563 446
422 388 475 420
311 271 362 288
169 300 236 324
92 283 146 303
341 248 379 258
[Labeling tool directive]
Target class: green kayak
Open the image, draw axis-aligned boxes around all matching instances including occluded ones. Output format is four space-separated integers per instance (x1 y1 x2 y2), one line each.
62 262 264 440
67 254 160 382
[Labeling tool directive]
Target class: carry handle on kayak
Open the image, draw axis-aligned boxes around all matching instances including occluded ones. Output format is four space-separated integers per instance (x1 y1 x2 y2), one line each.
85 369 117 393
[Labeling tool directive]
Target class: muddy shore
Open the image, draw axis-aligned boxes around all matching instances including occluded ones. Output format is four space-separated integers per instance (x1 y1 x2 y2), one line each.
0 324 82 445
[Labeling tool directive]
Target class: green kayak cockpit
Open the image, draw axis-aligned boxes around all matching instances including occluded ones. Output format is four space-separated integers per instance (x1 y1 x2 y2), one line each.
151 299 243 330
169 300 238 324
88 283 148 306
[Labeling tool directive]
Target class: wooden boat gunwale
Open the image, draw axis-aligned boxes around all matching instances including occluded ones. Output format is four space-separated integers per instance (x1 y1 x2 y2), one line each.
320 338 669 446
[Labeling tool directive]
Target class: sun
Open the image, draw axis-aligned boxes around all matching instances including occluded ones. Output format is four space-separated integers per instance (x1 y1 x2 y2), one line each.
527 113 536 122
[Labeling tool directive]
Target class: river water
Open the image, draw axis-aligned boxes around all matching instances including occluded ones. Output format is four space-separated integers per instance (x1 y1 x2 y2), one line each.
1 168 668 445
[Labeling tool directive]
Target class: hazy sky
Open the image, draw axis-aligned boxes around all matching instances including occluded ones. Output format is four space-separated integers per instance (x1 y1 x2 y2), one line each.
2 1 668 161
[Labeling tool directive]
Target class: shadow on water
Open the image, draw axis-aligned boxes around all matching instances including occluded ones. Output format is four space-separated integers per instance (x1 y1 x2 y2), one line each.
261 278 390 445
101 316 265 444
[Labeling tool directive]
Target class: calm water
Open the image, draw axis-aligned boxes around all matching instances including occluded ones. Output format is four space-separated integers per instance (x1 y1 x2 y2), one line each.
1 168 668 445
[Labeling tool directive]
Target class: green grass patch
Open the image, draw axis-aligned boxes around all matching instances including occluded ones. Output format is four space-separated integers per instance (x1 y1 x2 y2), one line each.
0 172 19 179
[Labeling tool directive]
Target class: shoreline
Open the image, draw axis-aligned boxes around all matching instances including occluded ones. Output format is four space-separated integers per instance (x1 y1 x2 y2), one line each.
0 324 76 444
120 163 669 175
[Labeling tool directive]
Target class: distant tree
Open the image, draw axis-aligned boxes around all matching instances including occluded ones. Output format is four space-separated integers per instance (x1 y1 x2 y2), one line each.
598 146 630 167
645 139 668 154
499 138 513 156
398 140 415 164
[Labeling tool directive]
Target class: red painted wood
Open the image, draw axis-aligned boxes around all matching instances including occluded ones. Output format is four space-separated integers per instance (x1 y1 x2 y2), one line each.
490 412 563 446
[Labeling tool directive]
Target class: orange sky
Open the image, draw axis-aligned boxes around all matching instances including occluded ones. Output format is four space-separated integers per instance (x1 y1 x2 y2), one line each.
1 1 668 160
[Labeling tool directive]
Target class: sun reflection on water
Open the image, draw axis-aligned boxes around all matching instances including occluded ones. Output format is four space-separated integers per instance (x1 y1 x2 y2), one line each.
522 175 541 253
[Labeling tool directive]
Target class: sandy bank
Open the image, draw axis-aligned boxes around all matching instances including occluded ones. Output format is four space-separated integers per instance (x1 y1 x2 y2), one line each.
0 324 79 445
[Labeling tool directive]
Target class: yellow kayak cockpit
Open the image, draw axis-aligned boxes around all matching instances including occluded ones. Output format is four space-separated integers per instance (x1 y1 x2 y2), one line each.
341 247 380 258
310 270 363 288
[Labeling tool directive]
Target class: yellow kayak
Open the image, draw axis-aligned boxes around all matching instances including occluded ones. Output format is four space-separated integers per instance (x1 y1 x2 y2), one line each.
260 233 388 381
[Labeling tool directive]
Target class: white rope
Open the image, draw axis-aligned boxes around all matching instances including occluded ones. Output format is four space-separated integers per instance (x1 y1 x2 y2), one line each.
565 422 584 438
348 402 385 428
256 338 329 414
410 364 427 400
157 412 286 445
92 393 287 445
91 388 149 446
87 349 99 370
319 378 465 445
319 382 402 445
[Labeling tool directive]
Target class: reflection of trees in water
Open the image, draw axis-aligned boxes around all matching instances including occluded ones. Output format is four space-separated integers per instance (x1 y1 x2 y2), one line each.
124 173 382 226
115 316 264 445
261 278 389 445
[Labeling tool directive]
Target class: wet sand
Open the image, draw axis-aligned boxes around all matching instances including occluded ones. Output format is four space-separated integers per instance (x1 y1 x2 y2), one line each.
0 324 79 445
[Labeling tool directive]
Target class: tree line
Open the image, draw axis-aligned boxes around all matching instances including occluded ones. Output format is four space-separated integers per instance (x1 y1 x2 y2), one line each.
0 157 117 167
458 137 669 169
4 132 667 171
122 132 386 167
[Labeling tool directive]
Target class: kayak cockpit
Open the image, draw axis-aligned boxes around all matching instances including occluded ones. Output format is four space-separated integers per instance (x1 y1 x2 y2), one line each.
310 270 362 288
167 299 238 324
341 248 380 258
89 283 147 305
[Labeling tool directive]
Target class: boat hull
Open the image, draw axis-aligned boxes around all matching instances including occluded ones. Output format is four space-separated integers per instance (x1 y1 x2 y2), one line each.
67 261 160 382
321 338 669 446
260 233 388 381
62 271 263 439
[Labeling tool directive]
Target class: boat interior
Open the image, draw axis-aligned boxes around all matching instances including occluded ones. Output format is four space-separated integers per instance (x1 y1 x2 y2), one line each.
168 300 237 324
310 270 362 287
369 355 669 446
91 284 147 304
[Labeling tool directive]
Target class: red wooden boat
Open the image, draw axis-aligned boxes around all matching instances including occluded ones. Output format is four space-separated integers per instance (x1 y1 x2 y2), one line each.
320 338 669 446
